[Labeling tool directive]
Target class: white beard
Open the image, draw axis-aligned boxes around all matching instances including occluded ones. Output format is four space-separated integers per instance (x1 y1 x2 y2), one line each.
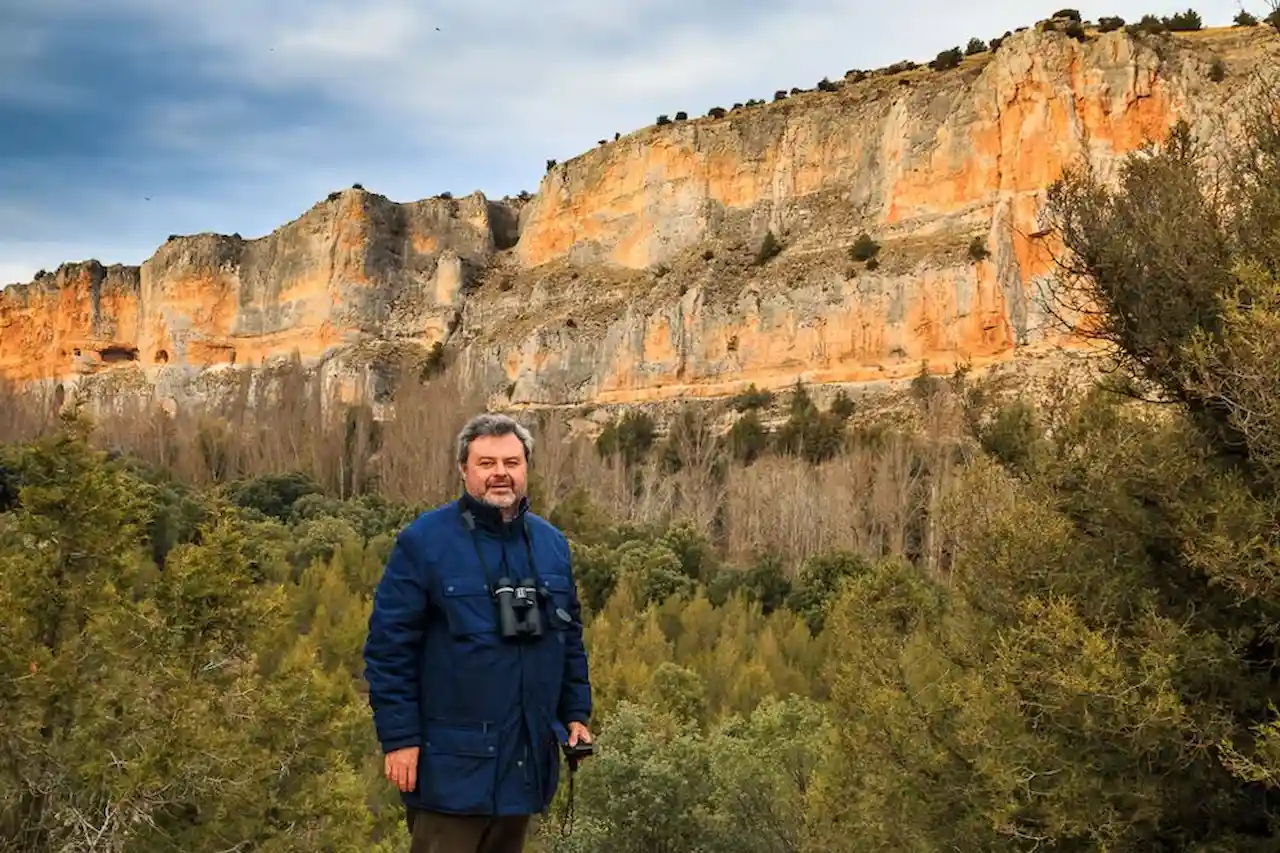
484 490 518 509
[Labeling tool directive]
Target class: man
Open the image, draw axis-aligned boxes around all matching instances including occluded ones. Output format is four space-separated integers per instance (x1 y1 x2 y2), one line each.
363 413 593 853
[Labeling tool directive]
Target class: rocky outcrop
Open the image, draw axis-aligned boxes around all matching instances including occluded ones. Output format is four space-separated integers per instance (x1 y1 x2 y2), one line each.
2 23 1276 410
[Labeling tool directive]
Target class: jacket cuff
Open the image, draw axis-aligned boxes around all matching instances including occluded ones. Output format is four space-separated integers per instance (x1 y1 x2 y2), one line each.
380 734 422 753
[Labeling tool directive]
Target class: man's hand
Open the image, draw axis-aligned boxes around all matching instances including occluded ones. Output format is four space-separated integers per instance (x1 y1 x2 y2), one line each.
385 746 420 792
567 721 593 749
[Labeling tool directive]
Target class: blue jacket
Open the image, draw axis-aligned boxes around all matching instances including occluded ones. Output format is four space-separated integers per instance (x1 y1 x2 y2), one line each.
362 493 592 816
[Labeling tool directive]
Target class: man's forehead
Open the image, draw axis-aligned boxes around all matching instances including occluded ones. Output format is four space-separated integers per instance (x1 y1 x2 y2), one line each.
469 434 524 458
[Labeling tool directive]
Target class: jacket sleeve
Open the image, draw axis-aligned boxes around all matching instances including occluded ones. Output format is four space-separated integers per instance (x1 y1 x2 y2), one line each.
363 527 429 753
557 538 593 726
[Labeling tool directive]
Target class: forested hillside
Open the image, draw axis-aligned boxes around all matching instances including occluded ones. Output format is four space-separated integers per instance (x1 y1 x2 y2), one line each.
3 94 1280 852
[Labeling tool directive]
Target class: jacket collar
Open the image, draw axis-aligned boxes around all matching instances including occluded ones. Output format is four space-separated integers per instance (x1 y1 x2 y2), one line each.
458 491 529 538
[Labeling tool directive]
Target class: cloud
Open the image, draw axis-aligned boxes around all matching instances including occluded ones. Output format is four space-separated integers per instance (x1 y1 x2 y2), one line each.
0 0 1263 287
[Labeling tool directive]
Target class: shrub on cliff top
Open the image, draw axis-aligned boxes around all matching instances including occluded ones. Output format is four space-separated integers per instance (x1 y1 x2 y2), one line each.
1164 8 1202 30
707 106 727 119
1098 15 1126 31
674 111 688 121
1052 7 1082 19
656 114 672 125
1128 14 1167 34
965 37 987 55
1233 10 1257 25
929 47 963 71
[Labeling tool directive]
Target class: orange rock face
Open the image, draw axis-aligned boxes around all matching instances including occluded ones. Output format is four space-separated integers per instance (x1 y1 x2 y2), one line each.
1 25 1275 408
1 191 496 390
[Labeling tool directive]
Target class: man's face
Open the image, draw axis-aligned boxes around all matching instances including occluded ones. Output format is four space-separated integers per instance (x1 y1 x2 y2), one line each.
461 432 528 511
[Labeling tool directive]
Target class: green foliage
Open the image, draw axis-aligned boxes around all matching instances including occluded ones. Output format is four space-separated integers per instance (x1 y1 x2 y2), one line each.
739 551 793 614
786 550 874 632
727 410 770 464
828 389 855 420
1098 15 1126 31
930 47 963 71
976 399 1046 473
774 382 847 464
848 231 880 263
1046 103 1280 485
965 37 987 55
1234 10 1258 26
13 96 1280 847
968 234 991 261
0 434 381 852
224 470 323 520
1128 13 1168 34
730 383 774 411
1164 7 1202 30
596 411 656 467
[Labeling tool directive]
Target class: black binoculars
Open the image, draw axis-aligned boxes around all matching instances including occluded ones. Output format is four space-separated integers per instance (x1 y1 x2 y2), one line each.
492 576 545 641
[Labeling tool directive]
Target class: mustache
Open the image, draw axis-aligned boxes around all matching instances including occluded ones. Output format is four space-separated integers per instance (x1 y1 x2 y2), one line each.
485 477 514 488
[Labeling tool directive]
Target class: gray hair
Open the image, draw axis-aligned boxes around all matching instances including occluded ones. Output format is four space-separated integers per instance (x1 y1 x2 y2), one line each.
455 413 535 466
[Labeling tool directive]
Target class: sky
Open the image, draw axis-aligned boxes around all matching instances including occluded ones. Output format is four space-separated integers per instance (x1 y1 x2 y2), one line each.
0 0 1262 287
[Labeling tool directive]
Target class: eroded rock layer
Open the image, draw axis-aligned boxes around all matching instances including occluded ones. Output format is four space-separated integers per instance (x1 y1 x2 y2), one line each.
2 25 1275 409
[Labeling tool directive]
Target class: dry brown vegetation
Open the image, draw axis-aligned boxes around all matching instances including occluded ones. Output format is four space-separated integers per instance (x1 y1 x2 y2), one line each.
0 359 971 577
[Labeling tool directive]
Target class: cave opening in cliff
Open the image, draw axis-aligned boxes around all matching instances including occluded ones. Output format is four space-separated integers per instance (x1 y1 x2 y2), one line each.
99 346 139 363
155 349 169 364
487 201 521 251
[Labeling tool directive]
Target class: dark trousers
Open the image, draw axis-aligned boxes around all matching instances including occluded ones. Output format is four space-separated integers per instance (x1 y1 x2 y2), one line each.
406 808 532 853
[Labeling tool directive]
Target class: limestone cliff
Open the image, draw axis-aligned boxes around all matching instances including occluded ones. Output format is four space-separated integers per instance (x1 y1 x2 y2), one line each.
2 23 1276 411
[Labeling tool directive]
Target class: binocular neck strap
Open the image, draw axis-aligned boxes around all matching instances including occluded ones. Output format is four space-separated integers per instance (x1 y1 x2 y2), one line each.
459 511 540 587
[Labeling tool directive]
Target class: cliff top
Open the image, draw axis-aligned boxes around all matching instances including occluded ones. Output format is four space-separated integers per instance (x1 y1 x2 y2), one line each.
3 14 1276 292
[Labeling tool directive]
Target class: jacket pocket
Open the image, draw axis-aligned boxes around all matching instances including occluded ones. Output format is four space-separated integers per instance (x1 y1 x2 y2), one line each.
440 578 496 637
422 722 498 814
541 574 576 632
